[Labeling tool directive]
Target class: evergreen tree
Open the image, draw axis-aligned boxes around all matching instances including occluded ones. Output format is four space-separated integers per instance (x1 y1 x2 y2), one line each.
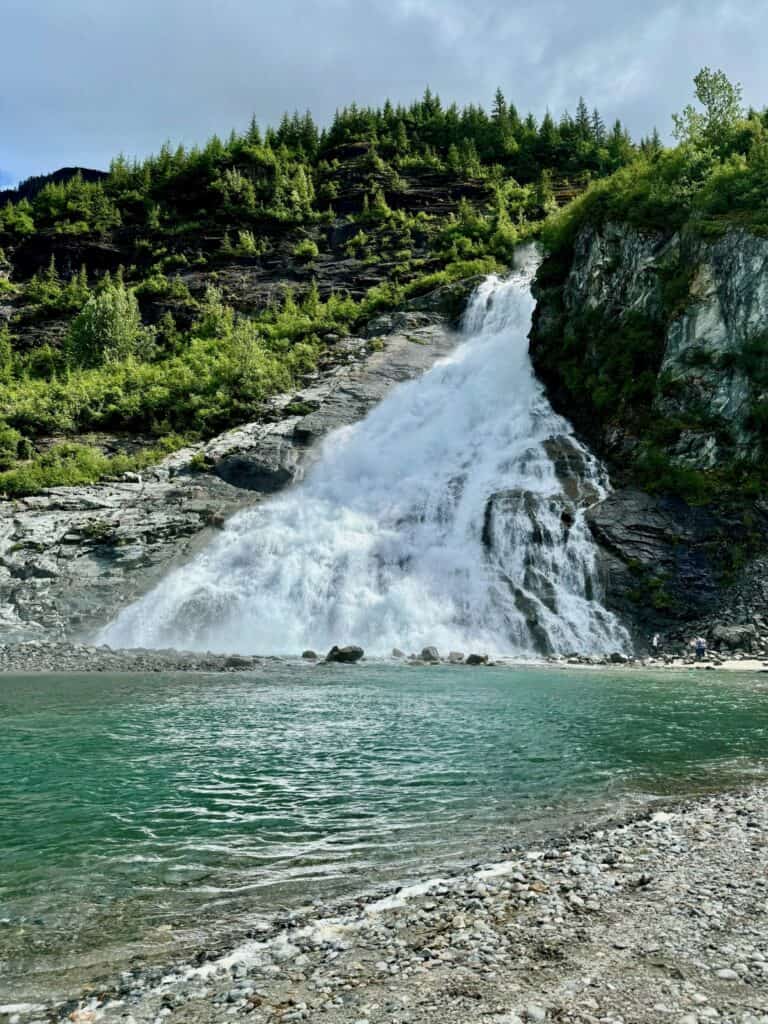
575 97 591 139
492 88 508 123
246 115 262 146
591 107 606 145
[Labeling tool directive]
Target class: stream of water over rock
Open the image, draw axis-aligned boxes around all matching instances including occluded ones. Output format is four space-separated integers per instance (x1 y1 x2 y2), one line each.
102 250 629 656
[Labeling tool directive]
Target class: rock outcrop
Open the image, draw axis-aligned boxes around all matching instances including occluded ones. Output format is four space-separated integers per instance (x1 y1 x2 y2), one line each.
531 222 768 642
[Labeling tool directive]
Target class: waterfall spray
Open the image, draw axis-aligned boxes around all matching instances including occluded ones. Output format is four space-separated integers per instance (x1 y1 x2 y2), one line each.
101 251 629 657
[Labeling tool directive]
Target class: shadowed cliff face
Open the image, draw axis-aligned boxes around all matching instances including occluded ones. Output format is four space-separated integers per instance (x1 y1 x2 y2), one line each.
530 222 768 640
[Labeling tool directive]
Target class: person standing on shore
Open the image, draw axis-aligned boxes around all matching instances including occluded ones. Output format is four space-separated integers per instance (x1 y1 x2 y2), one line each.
694 636 707 660
651 633 661 655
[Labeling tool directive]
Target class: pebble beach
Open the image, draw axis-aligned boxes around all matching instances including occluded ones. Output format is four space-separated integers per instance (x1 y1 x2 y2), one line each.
5 786 767 1024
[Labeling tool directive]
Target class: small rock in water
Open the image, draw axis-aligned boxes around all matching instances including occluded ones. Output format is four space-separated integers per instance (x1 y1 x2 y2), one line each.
325 645 364 664
392 648 405 658
420 646 440 663
466 653 489 666
448 651 465 663
302 650 318 660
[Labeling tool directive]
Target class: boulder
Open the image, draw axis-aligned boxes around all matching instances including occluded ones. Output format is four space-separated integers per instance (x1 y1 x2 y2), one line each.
711 623 758 651
448 651 465 663
391 648 405 659
302 650 318 660
420 646 440 663
325 645 364 664
466 653 489 666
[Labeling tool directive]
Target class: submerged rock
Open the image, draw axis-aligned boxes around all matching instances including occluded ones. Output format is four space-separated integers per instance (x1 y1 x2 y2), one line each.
302 649 318 660
325 645 364 664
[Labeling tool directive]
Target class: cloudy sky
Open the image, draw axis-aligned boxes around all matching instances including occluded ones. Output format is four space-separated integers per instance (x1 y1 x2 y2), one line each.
2 0 767 186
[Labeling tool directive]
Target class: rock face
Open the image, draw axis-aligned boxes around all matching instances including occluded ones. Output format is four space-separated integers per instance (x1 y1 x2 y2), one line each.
531 223 768 641
0 315 458 644
584 489 768 628
532 223 768 472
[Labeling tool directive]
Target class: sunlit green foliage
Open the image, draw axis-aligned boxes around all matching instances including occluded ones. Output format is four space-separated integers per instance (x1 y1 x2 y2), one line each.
542 69 768 253
64 278 152 367
0 86 638 494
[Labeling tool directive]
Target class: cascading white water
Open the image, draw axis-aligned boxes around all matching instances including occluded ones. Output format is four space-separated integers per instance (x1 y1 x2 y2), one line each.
102 250 630 657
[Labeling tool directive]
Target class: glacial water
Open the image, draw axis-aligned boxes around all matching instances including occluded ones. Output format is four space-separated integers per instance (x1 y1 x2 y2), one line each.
2 664 768 1004
101 255 629 657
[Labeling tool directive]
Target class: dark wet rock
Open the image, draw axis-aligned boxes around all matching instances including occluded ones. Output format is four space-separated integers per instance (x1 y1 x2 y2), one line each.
543 435 602 507
584 489 767 639
224 654 256 670
212 432 303 493
302 650 318 660
466 653 489 665
420 646 440 663
325 645 364 664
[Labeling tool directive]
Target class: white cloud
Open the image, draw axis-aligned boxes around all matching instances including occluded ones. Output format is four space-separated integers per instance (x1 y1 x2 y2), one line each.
1 0 766 182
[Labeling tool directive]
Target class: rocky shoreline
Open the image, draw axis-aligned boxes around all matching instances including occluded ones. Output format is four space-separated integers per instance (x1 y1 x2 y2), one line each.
2 639 768 675
5 785 767 1024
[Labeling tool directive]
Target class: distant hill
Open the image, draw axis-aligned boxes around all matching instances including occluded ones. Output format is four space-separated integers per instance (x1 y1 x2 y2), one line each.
0 166 107 205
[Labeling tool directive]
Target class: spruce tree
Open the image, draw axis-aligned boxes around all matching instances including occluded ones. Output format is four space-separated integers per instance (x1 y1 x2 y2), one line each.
575 97 591 139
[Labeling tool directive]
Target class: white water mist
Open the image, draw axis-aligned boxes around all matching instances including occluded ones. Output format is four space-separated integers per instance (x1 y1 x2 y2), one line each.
101 252 630 656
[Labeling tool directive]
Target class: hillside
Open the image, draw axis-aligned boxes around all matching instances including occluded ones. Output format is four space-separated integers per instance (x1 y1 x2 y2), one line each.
529 69 768 636
0 91 634 497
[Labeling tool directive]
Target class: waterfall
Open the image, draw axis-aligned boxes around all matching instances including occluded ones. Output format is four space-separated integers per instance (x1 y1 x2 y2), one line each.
101 250 630 657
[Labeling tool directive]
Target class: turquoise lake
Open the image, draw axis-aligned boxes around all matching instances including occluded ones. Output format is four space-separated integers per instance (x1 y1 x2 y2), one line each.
2 663 768 1003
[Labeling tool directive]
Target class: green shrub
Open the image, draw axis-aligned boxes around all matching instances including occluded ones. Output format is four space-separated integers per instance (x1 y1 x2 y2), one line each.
0 443 161 497
293 238 320 262
65 280 154 367
0 424 24 470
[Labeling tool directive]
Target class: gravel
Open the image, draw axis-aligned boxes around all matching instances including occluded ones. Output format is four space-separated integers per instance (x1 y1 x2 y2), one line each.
6 785 766 1024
